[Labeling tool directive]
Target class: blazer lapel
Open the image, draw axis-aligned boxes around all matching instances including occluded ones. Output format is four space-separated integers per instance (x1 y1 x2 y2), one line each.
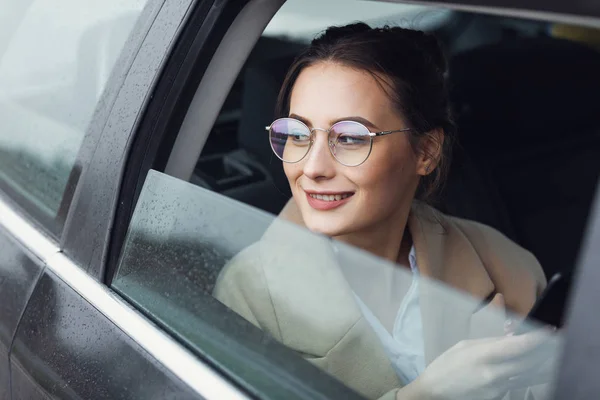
408 204 496 364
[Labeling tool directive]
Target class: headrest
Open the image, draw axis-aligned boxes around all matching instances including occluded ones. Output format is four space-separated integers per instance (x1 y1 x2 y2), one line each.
238 37 304 161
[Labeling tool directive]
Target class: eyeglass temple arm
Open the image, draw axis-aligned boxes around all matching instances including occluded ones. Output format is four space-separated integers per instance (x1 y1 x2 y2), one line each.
371 128 412 137
266 125 410 135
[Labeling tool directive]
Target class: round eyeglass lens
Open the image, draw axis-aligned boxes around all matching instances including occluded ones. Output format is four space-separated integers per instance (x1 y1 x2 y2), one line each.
330 121 372 166
269 118 312 163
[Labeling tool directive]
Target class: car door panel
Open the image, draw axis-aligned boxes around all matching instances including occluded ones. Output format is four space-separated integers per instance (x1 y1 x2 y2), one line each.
0 228 45 400
10 270 200 400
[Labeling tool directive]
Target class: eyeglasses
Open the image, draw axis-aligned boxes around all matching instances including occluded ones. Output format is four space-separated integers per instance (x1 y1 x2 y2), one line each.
266 117 411 167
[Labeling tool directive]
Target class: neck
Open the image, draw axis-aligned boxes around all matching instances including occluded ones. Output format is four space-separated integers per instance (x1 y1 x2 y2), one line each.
334 204 412 265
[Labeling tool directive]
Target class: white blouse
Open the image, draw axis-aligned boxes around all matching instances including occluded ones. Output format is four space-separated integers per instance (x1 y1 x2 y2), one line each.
354 246 426 385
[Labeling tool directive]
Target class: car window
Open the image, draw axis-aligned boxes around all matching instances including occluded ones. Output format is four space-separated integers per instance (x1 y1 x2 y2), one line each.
0 0 150 233
112 0 600 398
114 169 563 399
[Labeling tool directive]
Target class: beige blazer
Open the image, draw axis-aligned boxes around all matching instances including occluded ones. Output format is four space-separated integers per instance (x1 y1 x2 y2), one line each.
213 203 547 400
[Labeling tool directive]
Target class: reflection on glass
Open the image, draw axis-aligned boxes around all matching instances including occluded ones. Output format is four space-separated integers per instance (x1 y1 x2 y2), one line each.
0 0 147 217
115 171 562 400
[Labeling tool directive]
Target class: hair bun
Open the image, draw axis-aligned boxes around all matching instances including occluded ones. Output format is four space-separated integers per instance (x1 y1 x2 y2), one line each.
314 24 447 76
386 26 447 75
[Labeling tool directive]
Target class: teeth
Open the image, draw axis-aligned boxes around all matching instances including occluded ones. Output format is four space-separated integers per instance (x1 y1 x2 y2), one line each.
309 193 351 202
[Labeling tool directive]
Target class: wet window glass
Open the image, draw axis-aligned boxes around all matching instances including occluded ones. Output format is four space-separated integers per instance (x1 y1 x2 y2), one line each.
114 170 563 399
113 0 600 398
0 0 150 228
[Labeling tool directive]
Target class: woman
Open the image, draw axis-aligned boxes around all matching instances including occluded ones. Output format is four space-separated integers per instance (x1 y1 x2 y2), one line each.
214 23 554 400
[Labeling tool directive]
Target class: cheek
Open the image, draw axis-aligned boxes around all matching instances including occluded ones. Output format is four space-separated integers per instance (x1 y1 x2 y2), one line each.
356 148 417 203
356 166 401 201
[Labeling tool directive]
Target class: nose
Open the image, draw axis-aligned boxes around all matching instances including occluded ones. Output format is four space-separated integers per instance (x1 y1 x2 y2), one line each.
302 130 336 181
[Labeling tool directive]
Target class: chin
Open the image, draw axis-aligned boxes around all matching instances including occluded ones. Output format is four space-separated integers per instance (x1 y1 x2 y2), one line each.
304 216 350 237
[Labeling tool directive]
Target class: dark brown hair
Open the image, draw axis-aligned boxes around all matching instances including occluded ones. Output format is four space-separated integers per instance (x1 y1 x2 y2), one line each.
275 22 455 202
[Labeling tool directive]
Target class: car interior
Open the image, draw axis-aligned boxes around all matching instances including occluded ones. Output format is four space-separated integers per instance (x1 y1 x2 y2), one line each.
186 8 600 287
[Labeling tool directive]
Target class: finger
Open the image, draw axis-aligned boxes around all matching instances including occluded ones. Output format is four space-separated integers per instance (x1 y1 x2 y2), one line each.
487 346 558 388
485 330 556 361
490 293 505 310
453 327 554 350
499 348 556 376
475 358 555 397
508 351 559 387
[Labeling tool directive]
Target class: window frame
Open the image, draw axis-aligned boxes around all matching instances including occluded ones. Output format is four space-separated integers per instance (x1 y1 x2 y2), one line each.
58 0 201 277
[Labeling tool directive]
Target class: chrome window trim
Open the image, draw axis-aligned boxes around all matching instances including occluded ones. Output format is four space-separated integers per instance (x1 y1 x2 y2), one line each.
0 195 58 262
0 196 248 400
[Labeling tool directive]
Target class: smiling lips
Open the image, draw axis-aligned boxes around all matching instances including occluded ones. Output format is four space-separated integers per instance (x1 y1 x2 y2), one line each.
305 191 354 210
309 193 352 201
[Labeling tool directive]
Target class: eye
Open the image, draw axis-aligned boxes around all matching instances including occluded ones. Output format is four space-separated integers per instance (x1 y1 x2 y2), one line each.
290 129 310 143
337 134 368 146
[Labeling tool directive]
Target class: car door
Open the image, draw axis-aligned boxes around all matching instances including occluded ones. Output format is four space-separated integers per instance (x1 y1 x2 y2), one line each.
0 0 245 399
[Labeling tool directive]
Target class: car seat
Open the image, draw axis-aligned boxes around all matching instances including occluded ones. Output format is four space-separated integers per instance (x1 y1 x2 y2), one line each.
216 37 306 214
448 35 600 279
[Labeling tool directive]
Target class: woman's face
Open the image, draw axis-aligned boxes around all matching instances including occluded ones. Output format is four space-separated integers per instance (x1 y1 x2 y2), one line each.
285 62 429 238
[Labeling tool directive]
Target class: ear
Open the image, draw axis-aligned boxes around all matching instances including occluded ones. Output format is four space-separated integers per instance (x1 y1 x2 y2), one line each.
416 128 444 176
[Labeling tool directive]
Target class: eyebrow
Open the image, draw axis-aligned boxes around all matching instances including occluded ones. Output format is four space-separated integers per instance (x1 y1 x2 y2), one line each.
289 113 380 131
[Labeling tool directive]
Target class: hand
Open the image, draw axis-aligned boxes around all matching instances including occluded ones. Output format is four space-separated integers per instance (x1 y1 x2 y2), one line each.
401 295 559 400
